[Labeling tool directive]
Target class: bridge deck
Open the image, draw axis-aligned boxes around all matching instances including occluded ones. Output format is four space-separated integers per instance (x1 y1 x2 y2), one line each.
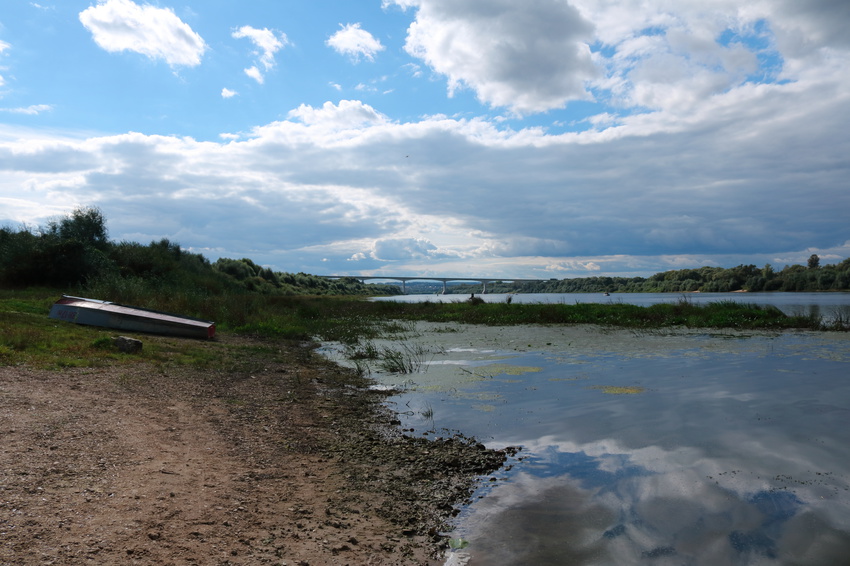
318 275 550 293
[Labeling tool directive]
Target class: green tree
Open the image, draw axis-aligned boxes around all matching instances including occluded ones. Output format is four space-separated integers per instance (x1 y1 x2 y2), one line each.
47 206 109 250
808 254 820 269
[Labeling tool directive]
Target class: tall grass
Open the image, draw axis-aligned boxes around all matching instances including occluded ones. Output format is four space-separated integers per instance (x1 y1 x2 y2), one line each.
376 342 434 374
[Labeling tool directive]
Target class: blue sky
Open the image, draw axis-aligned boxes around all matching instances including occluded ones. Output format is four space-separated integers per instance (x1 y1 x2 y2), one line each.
1 0 849 279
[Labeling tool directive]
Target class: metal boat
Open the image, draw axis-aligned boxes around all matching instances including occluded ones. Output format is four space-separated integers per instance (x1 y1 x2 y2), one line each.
48 295 215 339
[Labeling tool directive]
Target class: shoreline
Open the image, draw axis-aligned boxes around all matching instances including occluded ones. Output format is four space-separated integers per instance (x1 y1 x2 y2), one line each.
0 335 509 565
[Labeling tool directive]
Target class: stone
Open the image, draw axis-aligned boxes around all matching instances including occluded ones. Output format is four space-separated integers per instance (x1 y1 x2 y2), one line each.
114 336 143 354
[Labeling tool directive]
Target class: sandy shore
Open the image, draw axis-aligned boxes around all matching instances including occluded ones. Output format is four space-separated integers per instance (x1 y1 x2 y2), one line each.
0 335 508 565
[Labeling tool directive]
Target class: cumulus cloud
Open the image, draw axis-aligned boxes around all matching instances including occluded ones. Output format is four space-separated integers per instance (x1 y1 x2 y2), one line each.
78 0 206 67
390 0 596 114
221 88 237 99
390 0 850 121
286 99 388 128
326 23 385 62
4 0 850 278
1 85 848 277
232 25 288 84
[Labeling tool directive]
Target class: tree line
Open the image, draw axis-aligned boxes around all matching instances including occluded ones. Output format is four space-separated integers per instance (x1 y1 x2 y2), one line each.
451 255 850 294
3 207 848 297
0 207 400 296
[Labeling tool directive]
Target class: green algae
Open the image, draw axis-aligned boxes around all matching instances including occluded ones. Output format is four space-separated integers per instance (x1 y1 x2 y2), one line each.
591 385 647 395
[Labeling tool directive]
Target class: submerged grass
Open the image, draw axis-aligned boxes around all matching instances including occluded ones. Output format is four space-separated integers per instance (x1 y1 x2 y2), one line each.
592 385 647 395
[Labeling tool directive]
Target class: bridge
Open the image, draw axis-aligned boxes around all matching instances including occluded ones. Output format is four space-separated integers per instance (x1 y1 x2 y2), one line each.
319 275 550 294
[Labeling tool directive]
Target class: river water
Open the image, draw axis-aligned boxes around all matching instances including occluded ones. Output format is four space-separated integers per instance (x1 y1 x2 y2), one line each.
320 293 850 565
373 291 850 325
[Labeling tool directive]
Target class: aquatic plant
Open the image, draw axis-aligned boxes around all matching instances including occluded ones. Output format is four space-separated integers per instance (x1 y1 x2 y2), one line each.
592 385 647 395
377 342 433 374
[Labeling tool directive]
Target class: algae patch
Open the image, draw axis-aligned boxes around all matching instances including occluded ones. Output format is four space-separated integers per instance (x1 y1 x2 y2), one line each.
591 385 647 395
473 363 542 377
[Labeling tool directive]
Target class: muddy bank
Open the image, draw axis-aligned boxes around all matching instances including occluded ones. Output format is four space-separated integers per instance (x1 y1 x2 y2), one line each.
0 335 511 565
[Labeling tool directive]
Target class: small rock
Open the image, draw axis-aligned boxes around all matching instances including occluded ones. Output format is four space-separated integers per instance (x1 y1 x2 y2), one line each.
114 336 143 354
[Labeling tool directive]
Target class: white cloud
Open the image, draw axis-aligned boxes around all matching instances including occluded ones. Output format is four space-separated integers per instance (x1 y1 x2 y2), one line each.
232 25 288 84
0 40 9 87
0 104 53 115
391 0 596 115
3 71 847 278
326 23 385 62
390 0 850 123
78 0 206 67
355 83 376 93
221 88 238 99
243 66 263 84
6 0 850 282
286 99 388 128
370 237 437 261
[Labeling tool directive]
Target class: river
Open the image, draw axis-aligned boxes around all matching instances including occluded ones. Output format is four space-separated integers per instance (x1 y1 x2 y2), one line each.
373 291 850 325
320 293 850 565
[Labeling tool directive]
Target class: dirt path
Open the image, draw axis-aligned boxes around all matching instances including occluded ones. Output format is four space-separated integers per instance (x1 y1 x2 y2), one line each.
0 338 509 565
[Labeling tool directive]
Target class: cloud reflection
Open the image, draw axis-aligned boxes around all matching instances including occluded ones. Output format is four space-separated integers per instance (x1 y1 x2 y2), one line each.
455 439 850 566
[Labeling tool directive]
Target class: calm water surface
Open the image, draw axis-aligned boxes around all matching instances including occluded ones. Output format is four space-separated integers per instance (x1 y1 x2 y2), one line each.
373 292 850 324
325 296 850 565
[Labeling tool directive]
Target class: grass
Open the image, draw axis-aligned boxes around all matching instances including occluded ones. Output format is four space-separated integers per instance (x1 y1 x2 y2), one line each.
0 288 842 370
0 292 250 370
376 342 433 374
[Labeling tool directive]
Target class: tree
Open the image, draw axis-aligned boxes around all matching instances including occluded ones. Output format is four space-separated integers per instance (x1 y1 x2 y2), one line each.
808 254 820 269
47 206 109 250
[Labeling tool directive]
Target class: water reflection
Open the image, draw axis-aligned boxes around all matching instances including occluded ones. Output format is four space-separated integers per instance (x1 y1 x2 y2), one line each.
341 325 850 566
457 443 850 565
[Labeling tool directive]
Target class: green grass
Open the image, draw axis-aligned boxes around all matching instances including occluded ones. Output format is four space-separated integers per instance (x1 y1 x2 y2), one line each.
0 288 841 369
331 297 825 332
0 291 243 370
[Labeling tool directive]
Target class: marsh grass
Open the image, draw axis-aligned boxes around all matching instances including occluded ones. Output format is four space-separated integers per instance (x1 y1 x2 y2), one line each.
825 308 850 331
376 342 434 374
348 339 444 376
344 340 381 360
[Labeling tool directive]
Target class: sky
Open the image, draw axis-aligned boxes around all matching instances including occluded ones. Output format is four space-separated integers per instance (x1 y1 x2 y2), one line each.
1 0 849 280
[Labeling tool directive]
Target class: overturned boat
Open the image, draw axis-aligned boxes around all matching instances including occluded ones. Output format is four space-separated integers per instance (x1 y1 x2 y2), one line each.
49 295 215 339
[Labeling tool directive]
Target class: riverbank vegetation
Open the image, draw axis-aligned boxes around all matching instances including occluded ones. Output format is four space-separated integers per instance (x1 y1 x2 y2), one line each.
451 256 850 294
1 287 844 371
1 207 848 366
0 207 401 297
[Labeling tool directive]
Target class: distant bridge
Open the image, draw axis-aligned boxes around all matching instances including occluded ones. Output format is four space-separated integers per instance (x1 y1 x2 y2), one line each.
318 275 551 294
